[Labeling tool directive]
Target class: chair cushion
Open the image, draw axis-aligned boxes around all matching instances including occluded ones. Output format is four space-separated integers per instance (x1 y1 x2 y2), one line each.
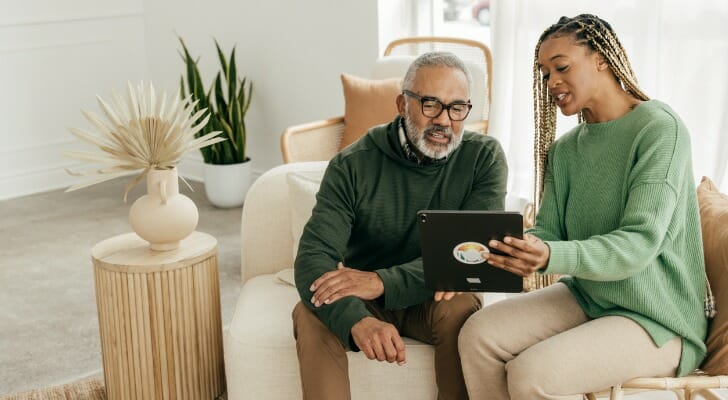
697 177 728 375
287 170 325 258
225 274 439 399
339 74 402 150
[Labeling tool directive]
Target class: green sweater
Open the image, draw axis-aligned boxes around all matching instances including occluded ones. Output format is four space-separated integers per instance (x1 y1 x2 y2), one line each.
529 100 707 376
294 116 508 348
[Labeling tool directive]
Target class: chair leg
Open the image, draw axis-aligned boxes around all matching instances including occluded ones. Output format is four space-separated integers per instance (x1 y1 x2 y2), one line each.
694 388 725 400
610 384 623 400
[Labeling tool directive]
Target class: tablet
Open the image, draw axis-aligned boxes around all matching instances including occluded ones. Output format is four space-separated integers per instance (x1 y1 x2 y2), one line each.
417 210 523 293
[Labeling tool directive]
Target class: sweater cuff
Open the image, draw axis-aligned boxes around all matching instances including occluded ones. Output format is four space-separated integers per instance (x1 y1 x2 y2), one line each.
543 241 578 275
330 298 372 351
374 268 398 309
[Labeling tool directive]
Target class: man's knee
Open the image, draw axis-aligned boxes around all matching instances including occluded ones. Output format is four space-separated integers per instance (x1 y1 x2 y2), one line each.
431 293 482 336
291 301 346 356
292 301 317 339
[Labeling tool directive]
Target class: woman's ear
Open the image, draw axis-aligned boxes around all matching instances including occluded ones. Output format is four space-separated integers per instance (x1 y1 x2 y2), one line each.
596 54 609 71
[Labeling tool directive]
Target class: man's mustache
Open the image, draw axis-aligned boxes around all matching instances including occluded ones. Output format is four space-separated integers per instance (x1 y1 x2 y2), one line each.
424 126 453 138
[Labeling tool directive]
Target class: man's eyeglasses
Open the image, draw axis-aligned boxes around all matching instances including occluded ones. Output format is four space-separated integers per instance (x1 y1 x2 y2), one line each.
402 90 472 122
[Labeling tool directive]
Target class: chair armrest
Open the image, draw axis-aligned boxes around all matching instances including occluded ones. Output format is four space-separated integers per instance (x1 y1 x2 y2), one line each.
280 116 345 163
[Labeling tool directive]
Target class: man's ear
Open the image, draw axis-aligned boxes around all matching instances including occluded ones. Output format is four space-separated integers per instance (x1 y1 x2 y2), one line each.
396 93 406 116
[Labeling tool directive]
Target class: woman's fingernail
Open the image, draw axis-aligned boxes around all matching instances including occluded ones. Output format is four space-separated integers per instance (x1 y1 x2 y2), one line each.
504 237 512 244
489 241 498 247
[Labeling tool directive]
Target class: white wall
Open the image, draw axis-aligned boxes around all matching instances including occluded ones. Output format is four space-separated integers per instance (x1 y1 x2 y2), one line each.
1 1 380 199
142 0 381 180
0 0 147 200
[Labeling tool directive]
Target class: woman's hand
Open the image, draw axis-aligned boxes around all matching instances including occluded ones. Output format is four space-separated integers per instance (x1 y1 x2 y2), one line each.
485 233 550 277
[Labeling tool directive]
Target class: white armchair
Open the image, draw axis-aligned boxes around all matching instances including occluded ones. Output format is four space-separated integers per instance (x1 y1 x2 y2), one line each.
224 162 439 400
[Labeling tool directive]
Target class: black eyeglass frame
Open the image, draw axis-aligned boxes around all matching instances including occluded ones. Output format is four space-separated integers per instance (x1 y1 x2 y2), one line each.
402 89 472 121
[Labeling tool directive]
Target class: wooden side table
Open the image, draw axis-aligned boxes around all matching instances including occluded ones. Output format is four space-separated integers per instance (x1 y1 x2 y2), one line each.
92 231 225 400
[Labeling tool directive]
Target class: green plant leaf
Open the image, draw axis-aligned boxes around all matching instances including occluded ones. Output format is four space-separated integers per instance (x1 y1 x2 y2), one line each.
214 38 229 79
228 47 237 106
178 36 251 165
213 72 228 119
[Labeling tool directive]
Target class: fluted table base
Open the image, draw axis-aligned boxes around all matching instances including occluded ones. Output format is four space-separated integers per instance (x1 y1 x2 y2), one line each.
92 232 224 400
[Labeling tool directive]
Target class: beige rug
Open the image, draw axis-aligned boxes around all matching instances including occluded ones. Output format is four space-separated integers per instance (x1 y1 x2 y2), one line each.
0 378 105 400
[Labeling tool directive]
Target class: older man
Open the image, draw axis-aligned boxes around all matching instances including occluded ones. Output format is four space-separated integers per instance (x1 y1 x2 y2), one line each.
293 51 508 400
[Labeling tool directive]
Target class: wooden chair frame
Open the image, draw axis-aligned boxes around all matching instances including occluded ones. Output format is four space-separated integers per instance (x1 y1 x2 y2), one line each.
280 36 493 163
584 372 728 399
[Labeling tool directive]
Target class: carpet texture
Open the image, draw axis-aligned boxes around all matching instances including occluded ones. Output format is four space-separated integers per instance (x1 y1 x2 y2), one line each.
0 378 105 400
0 178 242 394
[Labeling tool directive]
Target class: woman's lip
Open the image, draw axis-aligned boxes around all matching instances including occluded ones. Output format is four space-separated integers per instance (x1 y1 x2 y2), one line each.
554 93 569 106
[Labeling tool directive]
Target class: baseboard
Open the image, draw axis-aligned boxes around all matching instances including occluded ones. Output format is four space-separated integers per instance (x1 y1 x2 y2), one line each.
177 156 264 182
0 161 265 201
0 167 84 201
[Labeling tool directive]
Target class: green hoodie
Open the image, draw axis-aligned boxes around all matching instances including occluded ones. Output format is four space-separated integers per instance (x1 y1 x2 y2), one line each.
294 116 508 348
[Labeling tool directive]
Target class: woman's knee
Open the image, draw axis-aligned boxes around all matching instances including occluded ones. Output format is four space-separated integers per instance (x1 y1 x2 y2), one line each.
505 354 549 398
458 307 498 354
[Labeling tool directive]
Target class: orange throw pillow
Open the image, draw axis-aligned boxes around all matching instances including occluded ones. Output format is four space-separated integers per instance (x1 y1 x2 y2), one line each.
698 176 728 375
339 74 402 150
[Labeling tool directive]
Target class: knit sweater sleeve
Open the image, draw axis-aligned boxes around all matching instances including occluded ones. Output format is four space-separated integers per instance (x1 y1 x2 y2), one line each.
375 137 509 309
294 160 372 348
544 118 686 281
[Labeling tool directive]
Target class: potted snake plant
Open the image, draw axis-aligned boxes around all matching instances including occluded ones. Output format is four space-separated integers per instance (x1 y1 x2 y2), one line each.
179 37 253 208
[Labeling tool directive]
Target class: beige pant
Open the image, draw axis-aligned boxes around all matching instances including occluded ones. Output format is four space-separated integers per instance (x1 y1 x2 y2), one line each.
292 293 482 400
458 283 682 399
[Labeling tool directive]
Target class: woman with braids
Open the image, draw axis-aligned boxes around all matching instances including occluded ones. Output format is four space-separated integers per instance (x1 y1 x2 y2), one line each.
458 14 707 399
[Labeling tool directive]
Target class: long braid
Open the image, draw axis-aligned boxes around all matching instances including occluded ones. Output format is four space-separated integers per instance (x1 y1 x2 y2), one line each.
532 14 648 209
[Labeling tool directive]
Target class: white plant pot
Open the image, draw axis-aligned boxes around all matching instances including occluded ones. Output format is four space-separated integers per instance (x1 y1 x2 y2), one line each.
203 161 252 208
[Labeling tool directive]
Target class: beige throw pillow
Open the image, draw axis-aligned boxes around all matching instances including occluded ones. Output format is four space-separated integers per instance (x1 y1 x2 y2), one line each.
697 176 728 375
286 170 325 259
340 74 402 150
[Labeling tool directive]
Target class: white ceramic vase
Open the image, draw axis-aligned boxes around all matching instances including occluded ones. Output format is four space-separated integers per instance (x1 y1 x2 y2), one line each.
129 167 199 251
203 161 252 208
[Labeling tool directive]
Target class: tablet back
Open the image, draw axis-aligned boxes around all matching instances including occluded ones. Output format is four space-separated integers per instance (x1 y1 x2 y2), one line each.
418 210 523 293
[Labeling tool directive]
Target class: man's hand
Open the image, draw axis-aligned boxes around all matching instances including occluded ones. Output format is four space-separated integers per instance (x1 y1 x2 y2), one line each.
310 262 384 307
351 317 406 365
485 233 550 277
434 291 461 301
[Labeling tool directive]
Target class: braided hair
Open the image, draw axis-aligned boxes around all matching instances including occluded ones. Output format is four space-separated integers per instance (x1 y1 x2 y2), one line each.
532 14 649 209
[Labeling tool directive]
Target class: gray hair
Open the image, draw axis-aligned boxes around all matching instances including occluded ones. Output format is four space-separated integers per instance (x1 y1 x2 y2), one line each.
402 51 472 93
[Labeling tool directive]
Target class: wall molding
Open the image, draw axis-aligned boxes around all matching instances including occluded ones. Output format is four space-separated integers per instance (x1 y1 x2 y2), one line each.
0 38 111 55
0 11 143 28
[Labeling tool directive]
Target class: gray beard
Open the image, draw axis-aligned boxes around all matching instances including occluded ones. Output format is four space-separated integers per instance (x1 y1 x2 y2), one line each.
404 106 462 160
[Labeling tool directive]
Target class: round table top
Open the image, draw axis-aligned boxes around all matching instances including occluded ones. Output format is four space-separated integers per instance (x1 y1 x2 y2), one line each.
92 231 217 273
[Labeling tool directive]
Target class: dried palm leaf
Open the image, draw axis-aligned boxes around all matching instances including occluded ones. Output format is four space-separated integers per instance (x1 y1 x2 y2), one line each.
65 81 225 201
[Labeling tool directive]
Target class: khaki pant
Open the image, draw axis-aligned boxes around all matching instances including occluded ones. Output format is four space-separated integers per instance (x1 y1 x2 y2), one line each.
458 283 682 399
292 294 482 400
